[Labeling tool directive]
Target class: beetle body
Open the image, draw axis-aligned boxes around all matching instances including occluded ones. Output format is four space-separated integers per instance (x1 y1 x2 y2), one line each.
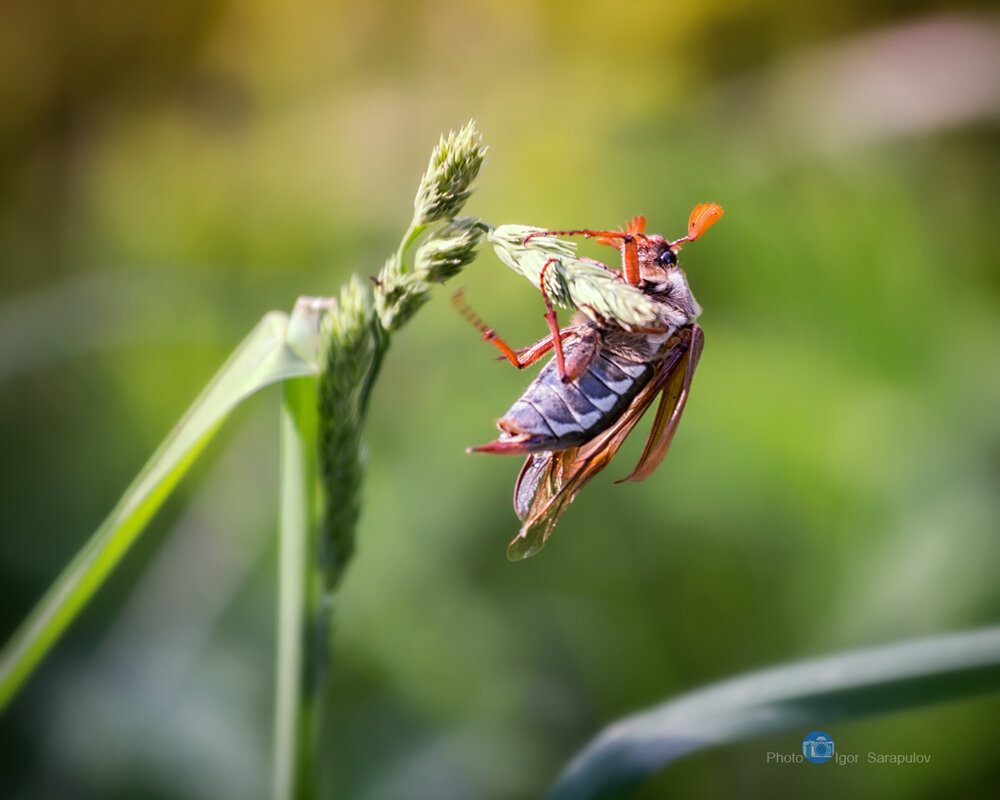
460 204 721 558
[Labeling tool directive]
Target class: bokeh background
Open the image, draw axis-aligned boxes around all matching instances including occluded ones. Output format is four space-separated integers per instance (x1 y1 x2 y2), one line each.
1 1 998 798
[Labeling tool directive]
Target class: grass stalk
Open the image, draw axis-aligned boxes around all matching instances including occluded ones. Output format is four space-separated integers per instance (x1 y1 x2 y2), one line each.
274 376 325 800
273 121 488 796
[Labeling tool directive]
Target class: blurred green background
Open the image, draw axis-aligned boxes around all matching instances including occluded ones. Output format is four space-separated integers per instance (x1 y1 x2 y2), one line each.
1 1 998 798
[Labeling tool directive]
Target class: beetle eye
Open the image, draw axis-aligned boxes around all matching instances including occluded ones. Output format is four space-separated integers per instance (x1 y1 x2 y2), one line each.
659 248 677 266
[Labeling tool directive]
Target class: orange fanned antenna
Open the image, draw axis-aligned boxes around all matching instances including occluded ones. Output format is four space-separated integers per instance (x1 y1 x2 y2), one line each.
597 214 646 249
626 214 646 235
676 203 723 245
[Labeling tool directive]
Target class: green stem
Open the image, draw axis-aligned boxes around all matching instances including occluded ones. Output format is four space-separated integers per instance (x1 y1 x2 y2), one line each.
358 320 389 417
271 121 486 796
396 221 427 270
274 376 325 800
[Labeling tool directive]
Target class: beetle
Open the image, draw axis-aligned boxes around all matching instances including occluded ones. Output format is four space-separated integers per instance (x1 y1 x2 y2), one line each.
455 203 722 559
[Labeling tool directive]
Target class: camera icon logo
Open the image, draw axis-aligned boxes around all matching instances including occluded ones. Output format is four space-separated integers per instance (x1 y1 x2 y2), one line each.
801 730 835 763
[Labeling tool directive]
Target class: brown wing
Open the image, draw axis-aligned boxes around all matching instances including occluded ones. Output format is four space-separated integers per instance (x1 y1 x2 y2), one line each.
617 324 703 483
507 329 696 560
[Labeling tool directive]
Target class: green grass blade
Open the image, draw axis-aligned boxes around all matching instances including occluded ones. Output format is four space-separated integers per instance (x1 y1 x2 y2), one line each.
0 310 320 711
273 376 324 800
547 627 1000 800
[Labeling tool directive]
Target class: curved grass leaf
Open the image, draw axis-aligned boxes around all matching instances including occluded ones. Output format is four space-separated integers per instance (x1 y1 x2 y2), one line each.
0 305 326 712
548 627 1000 800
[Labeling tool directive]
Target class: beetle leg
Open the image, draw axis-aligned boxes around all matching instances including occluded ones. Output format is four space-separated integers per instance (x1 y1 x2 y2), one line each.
621 235 640 285
561 326 599 382
524 228 646 244
511 329 579 364
539 259 574 381
452 288 576 370
525 230 643 287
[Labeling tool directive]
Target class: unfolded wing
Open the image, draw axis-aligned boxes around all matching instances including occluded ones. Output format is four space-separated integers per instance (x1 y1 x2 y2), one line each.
618 324 703 483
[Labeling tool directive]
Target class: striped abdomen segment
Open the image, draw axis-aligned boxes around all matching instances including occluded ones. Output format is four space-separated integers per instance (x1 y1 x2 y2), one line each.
497 343 652 452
